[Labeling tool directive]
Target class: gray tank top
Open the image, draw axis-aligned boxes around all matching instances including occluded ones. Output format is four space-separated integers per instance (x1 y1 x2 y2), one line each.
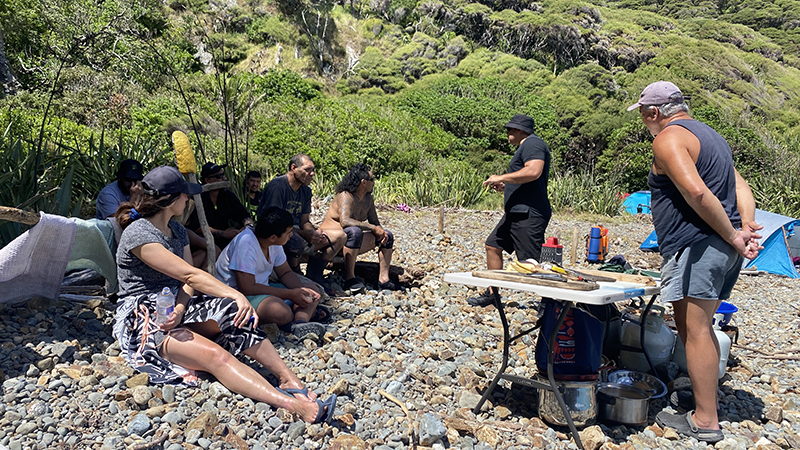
648 119 741 256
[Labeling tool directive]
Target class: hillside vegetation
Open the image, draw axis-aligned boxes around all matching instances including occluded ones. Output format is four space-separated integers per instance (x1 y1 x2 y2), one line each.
1 0 799 239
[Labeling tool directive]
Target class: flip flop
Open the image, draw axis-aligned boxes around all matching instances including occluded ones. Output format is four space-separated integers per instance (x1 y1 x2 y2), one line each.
311 305 333 324
655 410 724 443
275 386 314 400
312 395 337 424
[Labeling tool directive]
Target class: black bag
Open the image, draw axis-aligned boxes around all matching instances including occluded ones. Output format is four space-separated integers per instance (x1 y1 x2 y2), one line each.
535 298 604 376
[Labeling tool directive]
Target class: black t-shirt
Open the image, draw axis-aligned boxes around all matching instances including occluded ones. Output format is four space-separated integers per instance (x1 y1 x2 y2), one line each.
257 175 311 226
504 134 551 217
245 190 261 221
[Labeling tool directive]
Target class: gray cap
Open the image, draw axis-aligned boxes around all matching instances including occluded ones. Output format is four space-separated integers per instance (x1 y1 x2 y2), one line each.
142 166 202 197
627 81 683 111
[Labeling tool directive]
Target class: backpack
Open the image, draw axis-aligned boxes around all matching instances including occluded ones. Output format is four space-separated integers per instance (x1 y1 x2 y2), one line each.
586 226 609 263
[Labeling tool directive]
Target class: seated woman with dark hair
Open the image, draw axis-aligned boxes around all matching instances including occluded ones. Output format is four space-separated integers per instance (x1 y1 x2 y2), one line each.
112 166 335 424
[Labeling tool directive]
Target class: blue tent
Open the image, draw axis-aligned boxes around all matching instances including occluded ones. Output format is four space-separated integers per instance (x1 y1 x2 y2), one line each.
621 191 651 215
638 209 800 278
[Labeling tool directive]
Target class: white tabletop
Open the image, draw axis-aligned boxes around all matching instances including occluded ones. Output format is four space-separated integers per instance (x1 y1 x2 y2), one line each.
444 272 660 305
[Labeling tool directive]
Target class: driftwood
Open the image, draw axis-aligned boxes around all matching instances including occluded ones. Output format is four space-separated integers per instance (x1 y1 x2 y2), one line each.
379 389 413 442
131 429 168 450
0 206 40 225
734 344 800 360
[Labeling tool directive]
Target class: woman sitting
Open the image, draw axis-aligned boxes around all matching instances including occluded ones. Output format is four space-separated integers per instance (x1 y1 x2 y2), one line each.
112 166 335 423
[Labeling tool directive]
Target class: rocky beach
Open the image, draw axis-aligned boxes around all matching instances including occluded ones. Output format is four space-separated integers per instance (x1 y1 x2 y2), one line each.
1 207 800 450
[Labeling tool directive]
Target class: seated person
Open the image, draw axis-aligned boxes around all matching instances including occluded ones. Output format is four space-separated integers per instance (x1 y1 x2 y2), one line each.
186 162 253 248
96 159 144 219
113 166 335 423
243 170 262 221
258 154 344 288
215 207 330 339
319 163 401 294
186 228 221 270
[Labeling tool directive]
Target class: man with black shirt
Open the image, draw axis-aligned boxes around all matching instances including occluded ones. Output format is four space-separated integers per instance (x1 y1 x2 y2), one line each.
95 159 144 219
186 162 253 249
468 114 552 306
243 170 262 221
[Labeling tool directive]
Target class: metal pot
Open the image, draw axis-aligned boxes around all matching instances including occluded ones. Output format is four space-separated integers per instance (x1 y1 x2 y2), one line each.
537 379 597 427
596 382 650 425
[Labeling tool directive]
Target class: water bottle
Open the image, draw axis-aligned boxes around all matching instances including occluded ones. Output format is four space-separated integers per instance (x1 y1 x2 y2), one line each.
155 287 175 325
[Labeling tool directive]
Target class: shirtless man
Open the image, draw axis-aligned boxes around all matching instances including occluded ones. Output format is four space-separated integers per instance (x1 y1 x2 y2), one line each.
319 163 400 294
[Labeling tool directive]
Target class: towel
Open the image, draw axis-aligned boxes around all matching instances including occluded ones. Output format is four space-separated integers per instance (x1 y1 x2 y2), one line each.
0 212 77 304
65 218 119 293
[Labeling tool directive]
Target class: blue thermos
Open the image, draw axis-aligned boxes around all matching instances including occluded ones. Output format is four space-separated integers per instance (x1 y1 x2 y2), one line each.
587 226 602 262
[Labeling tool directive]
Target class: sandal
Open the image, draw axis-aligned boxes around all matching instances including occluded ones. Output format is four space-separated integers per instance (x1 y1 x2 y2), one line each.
276 386 314 401
290 321 325 340
655 410 724 443
312 395 337 424
310 305 333 324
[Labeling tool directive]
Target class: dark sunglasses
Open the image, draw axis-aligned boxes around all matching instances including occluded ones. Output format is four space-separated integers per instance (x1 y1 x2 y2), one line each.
365 176 375 181
208 172 226 180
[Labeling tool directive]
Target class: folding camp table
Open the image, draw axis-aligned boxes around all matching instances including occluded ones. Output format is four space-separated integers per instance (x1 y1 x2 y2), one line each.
443 272 660 450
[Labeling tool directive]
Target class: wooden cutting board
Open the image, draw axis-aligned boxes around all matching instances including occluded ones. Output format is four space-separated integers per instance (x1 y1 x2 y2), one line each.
472 270 599 291
569 268 656 286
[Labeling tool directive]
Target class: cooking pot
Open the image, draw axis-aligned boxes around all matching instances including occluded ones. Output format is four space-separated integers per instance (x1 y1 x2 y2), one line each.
596 382 650 425
537 378 597 427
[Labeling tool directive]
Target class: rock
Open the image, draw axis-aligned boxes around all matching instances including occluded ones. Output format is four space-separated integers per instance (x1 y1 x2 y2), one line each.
418 412 447 446
186 410 218 437
209 381 231 399
131 385 152 405
15 422 38 435
127 413 151 436
475 425 499 447
126 373 149 388
663 427 680 440
329 434 368 450
329 378 350 396
287 421 306 440
494 406 512 419
765 405 783 423
161 384 175 403
579 425 606 450
456 391 490 411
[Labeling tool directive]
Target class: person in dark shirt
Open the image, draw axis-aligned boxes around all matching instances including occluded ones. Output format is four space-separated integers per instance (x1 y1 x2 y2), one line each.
243 170 262 221
186 162 253 249
467 114 552 307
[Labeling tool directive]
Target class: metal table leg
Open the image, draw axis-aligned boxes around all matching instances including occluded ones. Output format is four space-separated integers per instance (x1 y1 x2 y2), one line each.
546 301 584 450
472 294 585 450
473 290 507 414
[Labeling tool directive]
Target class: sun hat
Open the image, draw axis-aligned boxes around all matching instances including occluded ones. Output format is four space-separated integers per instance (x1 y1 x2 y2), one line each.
200 162 229 179
504 114 535 135
627 81 684 111
142 166 202 197
117 159 144 180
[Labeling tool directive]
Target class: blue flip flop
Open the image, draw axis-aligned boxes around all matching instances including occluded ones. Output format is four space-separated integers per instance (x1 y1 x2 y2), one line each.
313 395 337 424
276 386 312 400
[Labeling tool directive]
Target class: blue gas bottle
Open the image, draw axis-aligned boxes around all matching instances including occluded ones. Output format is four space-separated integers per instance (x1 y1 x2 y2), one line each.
587 226 603 263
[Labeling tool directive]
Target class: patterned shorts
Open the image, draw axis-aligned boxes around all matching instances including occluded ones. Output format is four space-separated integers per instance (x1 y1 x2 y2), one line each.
113 294 267 385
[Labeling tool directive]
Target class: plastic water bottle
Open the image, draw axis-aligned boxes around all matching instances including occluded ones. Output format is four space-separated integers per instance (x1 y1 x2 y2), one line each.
155 287 175 325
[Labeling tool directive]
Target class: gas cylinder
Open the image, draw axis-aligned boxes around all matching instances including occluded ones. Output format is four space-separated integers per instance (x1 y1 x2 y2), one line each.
671 313 731 379
618 305 676 373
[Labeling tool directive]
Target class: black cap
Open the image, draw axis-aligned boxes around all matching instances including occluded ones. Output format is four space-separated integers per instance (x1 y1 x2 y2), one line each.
504 114 535 135
142 166 202 197
200 162 228 180
117 159 144 180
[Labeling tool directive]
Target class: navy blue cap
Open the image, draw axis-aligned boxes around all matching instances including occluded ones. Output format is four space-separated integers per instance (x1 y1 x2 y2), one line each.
142 166 202 197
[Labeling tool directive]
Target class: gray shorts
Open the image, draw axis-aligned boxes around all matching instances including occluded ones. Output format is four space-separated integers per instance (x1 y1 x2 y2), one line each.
659 233 743 303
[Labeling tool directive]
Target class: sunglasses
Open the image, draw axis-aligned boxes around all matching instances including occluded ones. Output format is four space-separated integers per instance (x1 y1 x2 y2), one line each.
207 172 226 180
365 176 375 181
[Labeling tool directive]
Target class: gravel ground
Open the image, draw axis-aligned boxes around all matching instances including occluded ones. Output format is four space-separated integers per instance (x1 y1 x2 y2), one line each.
1 207 799 450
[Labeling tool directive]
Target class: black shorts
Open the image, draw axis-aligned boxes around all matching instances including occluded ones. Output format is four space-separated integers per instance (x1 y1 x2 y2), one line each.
485 209 550 262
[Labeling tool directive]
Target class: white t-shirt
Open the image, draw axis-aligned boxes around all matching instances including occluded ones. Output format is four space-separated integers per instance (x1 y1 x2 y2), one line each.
215 228 287 288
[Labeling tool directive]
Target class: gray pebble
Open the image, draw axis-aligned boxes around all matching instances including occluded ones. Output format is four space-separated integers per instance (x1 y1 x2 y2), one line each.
127 413 150 436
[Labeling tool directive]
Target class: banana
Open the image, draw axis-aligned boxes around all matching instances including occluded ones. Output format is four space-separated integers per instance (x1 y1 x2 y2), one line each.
507 260 535 274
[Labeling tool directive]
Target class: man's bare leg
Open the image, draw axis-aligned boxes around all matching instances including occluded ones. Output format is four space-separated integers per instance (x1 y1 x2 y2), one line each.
486 244 503 271
378 248 393 284
672 296 721 430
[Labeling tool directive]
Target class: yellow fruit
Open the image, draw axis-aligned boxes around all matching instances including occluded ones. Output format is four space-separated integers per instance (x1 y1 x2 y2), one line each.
172 131 196 174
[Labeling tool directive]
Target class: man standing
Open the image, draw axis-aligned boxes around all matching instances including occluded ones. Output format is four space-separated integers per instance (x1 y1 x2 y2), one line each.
628 81 761 443
186 162 253 249
243 170 262 221
95 159 144 219
319 163 400 294
467 114 551 306
258 154 343 289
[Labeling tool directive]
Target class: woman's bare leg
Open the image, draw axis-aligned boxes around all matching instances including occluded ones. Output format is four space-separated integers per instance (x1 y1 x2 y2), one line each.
161 328 323 421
